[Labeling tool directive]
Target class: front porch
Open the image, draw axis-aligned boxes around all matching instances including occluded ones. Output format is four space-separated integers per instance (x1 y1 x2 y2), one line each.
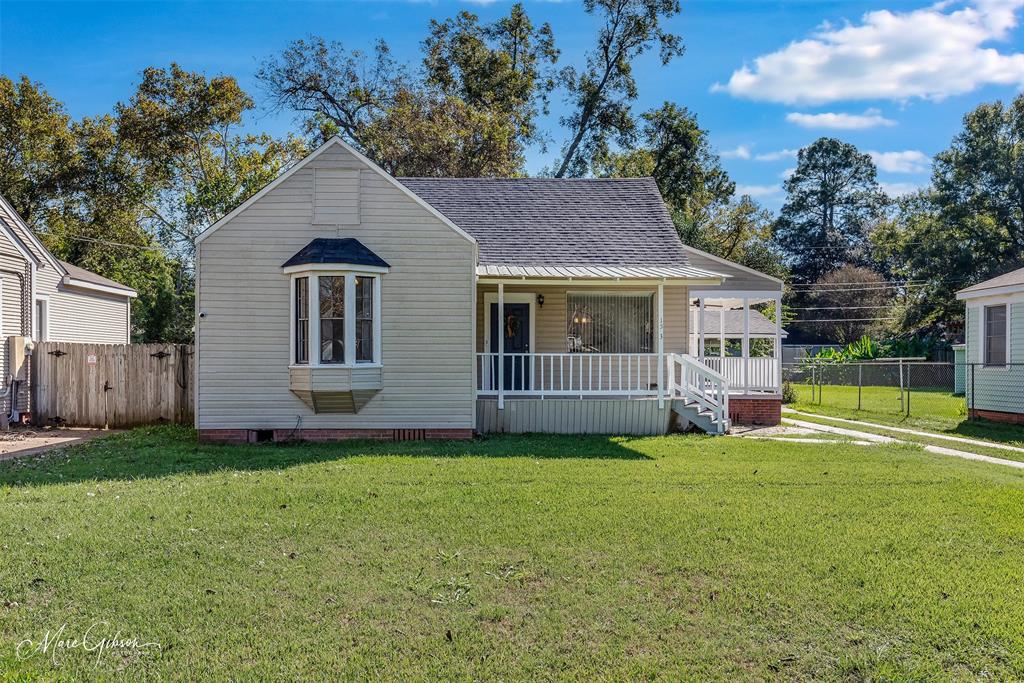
474 276 784 433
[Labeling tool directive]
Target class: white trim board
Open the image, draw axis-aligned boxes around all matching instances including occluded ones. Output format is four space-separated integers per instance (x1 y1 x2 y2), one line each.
483 292 537 355
195 136 477 246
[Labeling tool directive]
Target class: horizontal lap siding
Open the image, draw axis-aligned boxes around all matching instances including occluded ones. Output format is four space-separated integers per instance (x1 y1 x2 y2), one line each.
966 302 1024 415
197 145 476 429
0 241 27 415
476 399 670 435
36 266 130 344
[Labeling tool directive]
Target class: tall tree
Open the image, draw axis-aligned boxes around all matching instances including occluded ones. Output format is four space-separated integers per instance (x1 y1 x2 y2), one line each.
553 0 684 178
259 4 557 177
116 64 306 258
796 265 893 344
0 76 79 226
774 138 884 284
595 103 782 277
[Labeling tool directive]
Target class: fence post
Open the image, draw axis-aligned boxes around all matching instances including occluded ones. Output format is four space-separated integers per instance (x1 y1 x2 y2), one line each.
858 364 862 411
906 363 911 416
969 363 975 418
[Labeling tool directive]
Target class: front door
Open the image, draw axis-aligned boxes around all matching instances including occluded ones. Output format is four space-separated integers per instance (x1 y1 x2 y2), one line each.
490 302 531 391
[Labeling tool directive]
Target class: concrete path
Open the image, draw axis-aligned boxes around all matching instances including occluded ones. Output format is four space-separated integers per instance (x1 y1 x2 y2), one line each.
0 428 114 462
781 417 1024 470
783 408 1024 454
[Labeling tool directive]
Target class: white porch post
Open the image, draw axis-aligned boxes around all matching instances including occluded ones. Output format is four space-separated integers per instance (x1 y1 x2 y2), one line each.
718 305 725 358
698 298 706 358
742 297 750 393
657 283 665 408
497 282 504 410
774 295 783 392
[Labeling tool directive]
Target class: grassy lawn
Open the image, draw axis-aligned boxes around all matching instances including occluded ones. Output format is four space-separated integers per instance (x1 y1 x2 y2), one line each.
2 427 1024 680
789 384 1024 447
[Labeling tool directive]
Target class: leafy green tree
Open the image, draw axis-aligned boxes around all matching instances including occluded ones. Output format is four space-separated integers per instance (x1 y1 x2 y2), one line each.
595 103 782 277
553 0 684 178
116 64 306 258
796 265 893 344
259 4 557 177
0 76 79 226
774 138 885 284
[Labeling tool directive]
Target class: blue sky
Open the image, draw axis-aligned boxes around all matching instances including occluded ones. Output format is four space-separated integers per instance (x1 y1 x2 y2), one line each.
2 0 1023 208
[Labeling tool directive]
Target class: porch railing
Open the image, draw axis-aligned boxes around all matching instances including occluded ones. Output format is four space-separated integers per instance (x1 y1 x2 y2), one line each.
667 353 730 434
476 353 660 397
699 356 778 393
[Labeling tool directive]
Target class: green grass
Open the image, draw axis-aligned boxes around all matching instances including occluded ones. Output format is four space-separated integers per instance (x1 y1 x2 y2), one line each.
2 427 1024 680
790 384 1024 447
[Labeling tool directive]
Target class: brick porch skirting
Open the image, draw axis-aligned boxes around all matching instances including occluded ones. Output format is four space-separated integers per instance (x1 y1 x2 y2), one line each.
728 396 782 426
199 428 474 444
968 409 1024 425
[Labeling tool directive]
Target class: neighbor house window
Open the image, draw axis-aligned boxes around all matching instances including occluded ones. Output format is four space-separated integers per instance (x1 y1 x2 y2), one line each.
566 292 653 353
294 277 309 364
34 298 48 342
319 276 346 364
985 304 1007 366
355 276 374 363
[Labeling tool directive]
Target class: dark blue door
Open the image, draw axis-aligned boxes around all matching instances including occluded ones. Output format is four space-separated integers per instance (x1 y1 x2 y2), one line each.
490 303 530 391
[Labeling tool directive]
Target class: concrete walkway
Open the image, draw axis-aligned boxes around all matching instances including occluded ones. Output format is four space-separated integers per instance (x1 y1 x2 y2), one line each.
0 428 113 462
783 408 1024 454
780 417 1024 470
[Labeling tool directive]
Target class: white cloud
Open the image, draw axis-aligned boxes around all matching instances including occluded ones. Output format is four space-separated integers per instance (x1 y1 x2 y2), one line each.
735 183 782 198
780 167 796 180
786 109 896 129
721 145 753 159
881 181 926 196
869 150 931 173
754 148 798 162
712 0 1024 104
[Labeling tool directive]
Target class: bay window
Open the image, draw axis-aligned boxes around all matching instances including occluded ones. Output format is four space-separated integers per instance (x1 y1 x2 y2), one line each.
289 271 382 366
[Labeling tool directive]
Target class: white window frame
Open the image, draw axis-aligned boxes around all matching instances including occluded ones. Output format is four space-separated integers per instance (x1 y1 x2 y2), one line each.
34 295 49 342
565 290 655 354
285 266 385 369
983 303 1009 368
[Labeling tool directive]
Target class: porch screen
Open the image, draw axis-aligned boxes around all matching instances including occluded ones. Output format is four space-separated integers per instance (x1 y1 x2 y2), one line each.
566 293 654 353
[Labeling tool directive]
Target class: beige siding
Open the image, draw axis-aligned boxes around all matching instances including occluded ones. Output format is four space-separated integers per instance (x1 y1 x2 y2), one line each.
476 284 690 353
34 265 131 344
0 235 28 415
197 144 476 430
477 398 670 435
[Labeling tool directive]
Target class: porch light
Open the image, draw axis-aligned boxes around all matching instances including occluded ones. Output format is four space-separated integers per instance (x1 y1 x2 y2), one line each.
537 294 544 308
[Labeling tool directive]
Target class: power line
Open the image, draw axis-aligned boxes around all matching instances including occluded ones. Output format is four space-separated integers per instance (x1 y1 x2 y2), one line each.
789 317 898 323
790 305 894 310
35 231 170 253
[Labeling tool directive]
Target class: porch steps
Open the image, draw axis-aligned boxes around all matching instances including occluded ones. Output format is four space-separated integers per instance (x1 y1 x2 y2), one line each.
670 398 729 435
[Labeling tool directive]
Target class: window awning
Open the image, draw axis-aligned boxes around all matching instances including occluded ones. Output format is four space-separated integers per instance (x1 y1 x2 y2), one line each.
282 238 390 270
476 264 726 282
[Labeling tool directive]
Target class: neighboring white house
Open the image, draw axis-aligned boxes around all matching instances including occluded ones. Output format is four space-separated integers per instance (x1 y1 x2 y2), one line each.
194 137 784 443
956 266 1024 424
0 194 137 421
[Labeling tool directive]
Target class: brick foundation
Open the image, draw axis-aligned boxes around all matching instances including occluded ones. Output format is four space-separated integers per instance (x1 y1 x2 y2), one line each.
968 409 1024 425
729 396 782 426
198 428 474 444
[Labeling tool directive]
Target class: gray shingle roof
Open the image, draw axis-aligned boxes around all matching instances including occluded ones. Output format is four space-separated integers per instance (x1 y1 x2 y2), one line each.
957 265 1024 295
398 177 689 267
60 261 136 294
695 308 787 338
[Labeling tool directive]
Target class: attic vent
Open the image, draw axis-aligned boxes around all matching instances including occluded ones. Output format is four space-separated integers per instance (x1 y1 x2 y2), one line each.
313 168 360 225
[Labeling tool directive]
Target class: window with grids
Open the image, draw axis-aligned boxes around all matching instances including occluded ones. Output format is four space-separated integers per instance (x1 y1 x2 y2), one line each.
985 304 1007 366
319 276 346 364
565 293 653 353
355 276 375 363
294 277 309 364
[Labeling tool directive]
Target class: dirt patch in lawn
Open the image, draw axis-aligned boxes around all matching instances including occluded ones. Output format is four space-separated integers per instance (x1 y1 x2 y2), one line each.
0 427 116 461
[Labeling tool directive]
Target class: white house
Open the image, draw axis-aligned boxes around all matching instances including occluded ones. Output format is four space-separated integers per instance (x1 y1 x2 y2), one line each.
956 266 1024 424
194 137 785 443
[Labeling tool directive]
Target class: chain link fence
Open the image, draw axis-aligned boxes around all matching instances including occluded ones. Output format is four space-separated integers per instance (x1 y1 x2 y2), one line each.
782 361 959 418
963 363 1024 418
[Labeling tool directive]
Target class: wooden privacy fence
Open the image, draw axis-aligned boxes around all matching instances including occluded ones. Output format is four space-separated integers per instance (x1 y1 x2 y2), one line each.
31 342 193 428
